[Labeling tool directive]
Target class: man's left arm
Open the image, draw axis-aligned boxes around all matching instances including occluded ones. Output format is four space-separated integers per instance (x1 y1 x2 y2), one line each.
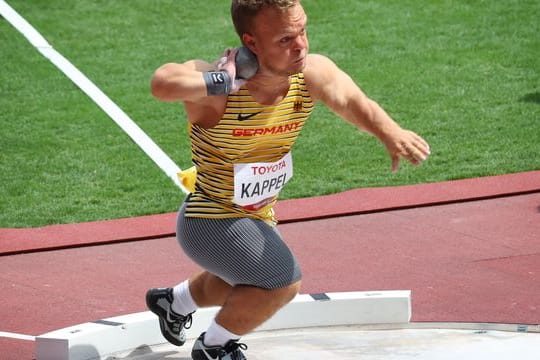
305 54 430 172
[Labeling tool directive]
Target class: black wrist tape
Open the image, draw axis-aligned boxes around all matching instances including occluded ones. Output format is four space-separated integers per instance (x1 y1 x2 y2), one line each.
203 70 232 95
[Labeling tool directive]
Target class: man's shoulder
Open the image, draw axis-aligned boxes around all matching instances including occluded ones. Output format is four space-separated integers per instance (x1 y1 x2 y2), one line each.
303 54 340 97
305 53 332 67
304 54 339 77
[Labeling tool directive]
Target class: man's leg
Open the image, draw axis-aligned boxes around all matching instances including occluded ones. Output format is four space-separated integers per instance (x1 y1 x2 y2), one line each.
215 280 301 335
189 273 300 360
146 270 233 347
189 270 301 335
178 215 302 358
188 270 232 307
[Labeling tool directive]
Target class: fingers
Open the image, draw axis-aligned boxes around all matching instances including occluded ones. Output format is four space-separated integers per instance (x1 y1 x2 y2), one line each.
390 132 431 172
216 48 240 81
219 48 239 63
220 48 232 58
396 148 422 171
391 155 400 173
404 132 430 161
407 142 429 162
412 133 431 159
216 49 232 69
216 56 227 69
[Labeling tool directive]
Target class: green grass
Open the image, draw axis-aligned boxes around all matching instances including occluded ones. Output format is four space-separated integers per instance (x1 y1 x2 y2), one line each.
1 0 538 227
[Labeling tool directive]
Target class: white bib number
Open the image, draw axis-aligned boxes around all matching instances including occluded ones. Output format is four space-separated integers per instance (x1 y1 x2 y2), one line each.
233 152 293 210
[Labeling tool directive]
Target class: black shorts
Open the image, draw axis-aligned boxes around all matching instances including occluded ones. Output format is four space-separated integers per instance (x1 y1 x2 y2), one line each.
176 200 302 289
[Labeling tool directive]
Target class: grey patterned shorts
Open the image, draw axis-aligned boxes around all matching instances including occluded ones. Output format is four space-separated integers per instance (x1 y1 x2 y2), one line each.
176 200 302 289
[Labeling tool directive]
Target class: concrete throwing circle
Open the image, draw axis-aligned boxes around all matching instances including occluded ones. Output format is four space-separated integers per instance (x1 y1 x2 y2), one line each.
107 325 539 360
35 292 539 359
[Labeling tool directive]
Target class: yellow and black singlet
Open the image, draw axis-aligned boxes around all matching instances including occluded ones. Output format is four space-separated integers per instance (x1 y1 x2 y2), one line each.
184 73 314 223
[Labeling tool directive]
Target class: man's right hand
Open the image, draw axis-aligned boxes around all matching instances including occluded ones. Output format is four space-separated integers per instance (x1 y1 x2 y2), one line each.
214 48 246 93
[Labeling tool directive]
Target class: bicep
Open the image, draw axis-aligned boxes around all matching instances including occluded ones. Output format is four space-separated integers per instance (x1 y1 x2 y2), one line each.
305 55 372 123
150 60 212 102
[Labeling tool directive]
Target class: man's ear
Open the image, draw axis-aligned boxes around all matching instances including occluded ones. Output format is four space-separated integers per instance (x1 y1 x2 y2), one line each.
242 33 257 54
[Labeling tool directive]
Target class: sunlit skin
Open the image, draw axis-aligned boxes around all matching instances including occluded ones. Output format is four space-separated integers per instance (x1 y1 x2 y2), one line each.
235 3 309 105
244 3 309 77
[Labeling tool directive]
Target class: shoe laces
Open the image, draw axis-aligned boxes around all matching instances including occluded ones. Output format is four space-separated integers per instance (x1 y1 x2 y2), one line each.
182 313 193 329
171 312 193 333
223 340 248 360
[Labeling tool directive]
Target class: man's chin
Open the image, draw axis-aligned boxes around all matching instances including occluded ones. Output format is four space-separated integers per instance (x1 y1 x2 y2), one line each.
291 58 307 73
262 62 306 77
284 62 306 76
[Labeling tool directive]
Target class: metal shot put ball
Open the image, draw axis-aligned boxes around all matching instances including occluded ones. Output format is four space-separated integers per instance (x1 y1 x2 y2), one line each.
235 46 259 80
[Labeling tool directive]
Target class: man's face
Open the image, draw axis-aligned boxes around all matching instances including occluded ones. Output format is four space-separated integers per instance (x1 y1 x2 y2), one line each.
246 3 309 77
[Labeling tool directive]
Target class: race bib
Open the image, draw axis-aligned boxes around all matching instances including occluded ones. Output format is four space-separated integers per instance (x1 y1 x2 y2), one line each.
233 152 293 210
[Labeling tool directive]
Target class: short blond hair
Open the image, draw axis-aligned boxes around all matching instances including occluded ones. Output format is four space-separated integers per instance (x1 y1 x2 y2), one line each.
231 0 300 39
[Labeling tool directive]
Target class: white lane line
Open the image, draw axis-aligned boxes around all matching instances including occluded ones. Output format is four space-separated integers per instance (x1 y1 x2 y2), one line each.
0 0 188 193
0 331 36 341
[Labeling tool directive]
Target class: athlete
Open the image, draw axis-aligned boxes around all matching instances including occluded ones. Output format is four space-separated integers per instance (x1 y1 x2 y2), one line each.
146 1 431 359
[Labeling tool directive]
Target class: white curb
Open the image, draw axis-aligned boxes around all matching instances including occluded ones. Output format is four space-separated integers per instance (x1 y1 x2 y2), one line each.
35 290 411 360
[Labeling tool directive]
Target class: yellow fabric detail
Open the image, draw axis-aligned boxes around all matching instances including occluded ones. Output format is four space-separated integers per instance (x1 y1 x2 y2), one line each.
184 73 314 223
177 166 197 193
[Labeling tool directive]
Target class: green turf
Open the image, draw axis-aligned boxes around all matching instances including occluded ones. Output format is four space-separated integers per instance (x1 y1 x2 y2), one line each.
1 0 538 227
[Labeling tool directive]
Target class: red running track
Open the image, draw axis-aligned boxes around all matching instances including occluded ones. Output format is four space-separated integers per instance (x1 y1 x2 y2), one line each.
0 171 539 359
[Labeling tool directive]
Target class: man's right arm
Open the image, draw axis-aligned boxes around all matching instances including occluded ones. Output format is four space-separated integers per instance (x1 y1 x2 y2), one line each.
150 60 214 103
151 48 246 104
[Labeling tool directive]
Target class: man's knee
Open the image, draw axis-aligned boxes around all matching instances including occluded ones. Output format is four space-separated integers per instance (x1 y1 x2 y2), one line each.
272 280 302 305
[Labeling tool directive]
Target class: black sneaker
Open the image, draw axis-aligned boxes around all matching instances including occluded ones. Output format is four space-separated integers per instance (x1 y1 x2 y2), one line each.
145 288 193 346
192 332 247 360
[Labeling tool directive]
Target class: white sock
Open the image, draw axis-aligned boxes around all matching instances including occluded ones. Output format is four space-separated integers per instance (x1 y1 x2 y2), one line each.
203 319 241 347
171 280 198 316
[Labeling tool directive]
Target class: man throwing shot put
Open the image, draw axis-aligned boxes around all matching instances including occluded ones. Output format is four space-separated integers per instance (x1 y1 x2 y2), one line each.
146 1 431 359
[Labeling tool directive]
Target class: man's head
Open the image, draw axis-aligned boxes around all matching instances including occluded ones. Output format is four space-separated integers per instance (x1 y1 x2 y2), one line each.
231 0 299 40
230 0 308 76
